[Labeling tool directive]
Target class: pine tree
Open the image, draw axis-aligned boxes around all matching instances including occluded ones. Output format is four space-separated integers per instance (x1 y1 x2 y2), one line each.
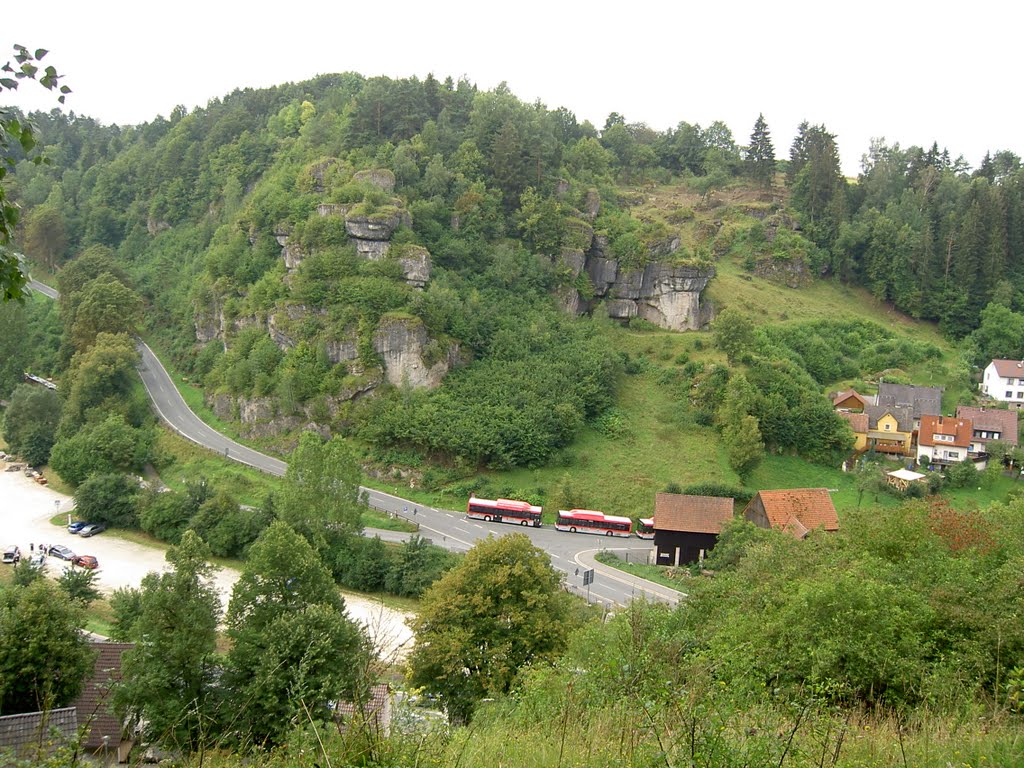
786 120 810 186
746 113 776 188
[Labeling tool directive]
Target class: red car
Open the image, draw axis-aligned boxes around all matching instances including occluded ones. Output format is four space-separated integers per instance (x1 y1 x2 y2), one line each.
72 555 98 569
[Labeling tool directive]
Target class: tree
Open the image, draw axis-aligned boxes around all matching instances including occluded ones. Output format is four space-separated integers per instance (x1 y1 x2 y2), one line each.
1 45 70 301
224 522 370 747
2 383 61 465
56 566 101 605
714 306 757 364
723 414 764 480
0 579 92 715
0 301 30 397
745 113 776 187
73 472 139 528
408 534 579 724
59 331 141 433
22 205 67 270
69 273 144 352
116 532 222 753
279 432 367 563
49 413 151 485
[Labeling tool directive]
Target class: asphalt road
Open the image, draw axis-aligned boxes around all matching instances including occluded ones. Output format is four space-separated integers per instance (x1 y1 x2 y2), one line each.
29 279 682 608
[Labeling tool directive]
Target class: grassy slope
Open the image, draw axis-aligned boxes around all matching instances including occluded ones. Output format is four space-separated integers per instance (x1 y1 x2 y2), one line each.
453 182 1013 519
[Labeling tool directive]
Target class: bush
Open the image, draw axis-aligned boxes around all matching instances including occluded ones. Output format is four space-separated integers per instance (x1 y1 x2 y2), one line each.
944 460 980 489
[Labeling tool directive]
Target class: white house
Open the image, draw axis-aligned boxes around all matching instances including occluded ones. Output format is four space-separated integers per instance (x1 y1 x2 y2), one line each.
981 360 1024 409
917 415 974 467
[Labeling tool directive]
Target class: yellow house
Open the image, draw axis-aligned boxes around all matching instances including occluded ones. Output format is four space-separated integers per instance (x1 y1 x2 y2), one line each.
837 411 868 452
864 404 914 456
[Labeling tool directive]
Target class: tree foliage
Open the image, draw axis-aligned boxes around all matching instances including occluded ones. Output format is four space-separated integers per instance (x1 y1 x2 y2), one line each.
408 534 580 724
117 532 221 753
0 579 92 715
224 521 370 747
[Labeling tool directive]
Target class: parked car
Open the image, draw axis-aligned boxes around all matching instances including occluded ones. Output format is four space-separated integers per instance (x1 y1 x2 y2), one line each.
28 552 45 567
72 555 98 569
2 545 21 564
48 544 75 560
78 523 107 538
67 521 87 534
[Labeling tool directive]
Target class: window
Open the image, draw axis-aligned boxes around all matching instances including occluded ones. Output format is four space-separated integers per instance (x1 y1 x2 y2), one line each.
947 451 960 459
1007 391 1014 399
884 423 891 431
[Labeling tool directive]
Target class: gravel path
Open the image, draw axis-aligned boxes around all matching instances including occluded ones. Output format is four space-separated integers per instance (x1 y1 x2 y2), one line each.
0 468 413 658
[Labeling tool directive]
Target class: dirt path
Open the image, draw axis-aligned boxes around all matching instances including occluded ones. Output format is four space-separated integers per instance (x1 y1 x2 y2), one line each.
0 468 413 658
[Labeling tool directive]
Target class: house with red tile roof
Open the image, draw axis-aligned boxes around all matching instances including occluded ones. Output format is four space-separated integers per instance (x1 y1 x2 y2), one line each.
742 489 839 539
71 641 134 761
981 360 1024 408
916 415 973 467
652 493 734 566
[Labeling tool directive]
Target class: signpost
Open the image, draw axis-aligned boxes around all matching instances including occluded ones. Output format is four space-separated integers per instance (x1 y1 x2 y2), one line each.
582 568 595 601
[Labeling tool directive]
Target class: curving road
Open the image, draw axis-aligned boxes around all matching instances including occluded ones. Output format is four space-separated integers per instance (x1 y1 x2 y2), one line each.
29 279 682 608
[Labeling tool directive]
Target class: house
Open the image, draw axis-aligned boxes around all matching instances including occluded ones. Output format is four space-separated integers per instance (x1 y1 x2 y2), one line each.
837 411 868 452
332 683 393 737
0 707 78 762
70 641 134 762
980 360 1024 408
886 468 926 492
955 405 1019 457
831 388 870 412
916 415 973 467
652 493 734 566
876 382 943 431
862 404 914 456
742 488 839 539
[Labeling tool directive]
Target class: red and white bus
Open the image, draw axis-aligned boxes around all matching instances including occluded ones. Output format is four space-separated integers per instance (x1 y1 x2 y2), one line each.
555 509 633 537
636 518 655 539
466 497 543 527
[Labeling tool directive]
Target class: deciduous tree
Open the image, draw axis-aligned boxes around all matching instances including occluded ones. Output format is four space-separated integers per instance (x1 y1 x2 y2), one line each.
224 522 370 747
1 45 70 301
0 579 92 715
117 532 222 752
408 534 579 724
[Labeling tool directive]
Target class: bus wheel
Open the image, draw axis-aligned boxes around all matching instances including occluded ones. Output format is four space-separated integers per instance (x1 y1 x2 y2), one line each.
570 527 577 533
520 520 528 526
605 530 613 536
484 516 492 522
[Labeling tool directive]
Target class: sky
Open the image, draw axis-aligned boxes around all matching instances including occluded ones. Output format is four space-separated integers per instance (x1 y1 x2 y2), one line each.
7 1 1023 177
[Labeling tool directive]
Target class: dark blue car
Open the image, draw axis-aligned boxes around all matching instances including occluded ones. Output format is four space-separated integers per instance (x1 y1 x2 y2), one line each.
67 521 87 534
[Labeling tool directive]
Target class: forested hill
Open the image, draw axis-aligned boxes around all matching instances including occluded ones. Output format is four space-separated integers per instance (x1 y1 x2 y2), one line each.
9 73 1024 473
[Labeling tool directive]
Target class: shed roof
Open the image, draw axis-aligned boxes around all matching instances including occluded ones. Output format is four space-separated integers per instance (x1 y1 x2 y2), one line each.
71 641 133 749
653 493 734 534
888 468 925 481
747 488 839 536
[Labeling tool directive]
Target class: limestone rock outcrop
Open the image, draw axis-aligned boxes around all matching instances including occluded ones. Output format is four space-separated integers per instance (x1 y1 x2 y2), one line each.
373 315 458 389
555 233 715 331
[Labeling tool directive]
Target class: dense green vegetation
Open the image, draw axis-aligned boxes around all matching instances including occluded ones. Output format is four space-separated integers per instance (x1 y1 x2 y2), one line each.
6 68 1024 767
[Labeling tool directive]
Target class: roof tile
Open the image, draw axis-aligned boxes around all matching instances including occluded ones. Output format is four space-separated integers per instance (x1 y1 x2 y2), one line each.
653 493 734 534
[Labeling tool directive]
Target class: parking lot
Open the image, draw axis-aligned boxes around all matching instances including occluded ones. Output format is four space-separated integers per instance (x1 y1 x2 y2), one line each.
0 468 413 657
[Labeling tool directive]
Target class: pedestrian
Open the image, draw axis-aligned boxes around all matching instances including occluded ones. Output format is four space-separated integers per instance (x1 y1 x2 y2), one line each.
413 507 417 516
29 542 34 553
403 506 408 514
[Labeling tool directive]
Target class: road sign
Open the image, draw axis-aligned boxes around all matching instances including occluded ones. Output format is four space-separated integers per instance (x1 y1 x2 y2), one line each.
582 568 594 586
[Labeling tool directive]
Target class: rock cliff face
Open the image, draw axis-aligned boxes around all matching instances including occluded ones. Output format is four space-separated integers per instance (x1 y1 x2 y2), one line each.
373 315 458 389
556 234 715 331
